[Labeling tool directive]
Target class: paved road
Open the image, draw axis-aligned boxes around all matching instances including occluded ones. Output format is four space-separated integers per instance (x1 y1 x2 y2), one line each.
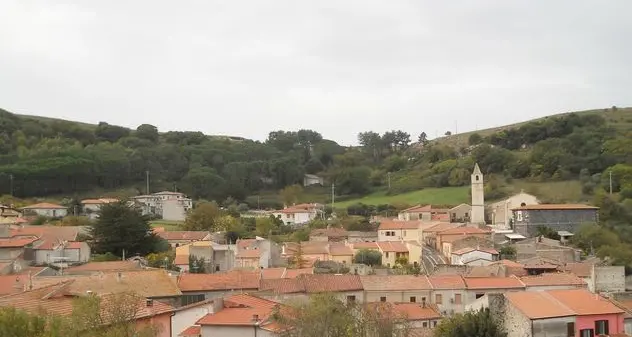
422 245 447 273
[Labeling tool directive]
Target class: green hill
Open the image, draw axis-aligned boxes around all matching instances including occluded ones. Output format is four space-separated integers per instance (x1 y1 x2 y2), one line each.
1 106 631 211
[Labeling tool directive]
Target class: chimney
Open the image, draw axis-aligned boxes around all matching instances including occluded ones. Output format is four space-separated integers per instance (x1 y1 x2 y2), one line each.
252 314 260 323
421 297 426 308
146 299 153 307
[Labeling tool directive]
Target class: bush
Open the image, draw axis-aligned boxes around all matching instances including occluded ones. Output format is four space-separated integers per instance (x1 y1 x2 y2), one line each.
58 215 93 227
30 215 48 226
353 249 382 266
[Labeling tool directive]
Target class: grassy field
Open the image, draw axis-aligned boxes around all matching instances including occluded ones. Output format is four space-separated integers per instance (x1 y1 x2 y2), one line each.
150 220 183 231
334 180 586 209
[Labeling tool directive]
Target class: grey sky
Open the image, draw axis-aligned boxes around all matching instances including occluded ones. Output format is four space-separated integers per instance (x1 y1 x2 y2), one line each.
1 1 631 145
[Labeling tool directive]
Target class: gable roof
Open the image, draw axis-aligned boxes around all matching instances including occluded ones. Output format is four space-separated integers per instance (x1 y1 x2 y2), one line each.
365 302 441 321
64 260 141 273
360 275 432 291
463 276 525 290
178 270 260 292
512 204 598 211
22 203 67 210
376 241 409 253
259 274 363 294
562 262 594 278
196 294 286 332
423 223 462 234
0 237 38 248
520 273 586 287
428 275 466 289
547 289 624 316
156 231 210 241
437 226 490 236
328 243 353 256
378 220 421 230
506 291 576 319
10 226 79 242
507 289 624 319
309 228 348 238
452 247 499 256
401 205 432 213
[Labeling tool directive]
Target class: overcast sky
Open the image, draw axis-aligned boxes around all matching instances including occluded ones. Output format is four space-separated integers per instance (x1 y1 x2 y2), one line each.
1 1 631 145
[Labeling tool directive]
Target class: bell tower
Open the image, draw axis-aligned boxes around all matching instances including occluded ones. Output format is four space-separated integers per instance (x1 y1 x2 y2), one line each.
471 163 485 224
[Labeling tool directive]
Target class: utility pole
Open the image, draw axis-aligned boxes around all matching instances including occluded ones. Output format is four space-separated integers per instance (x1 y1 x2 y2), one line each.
387 172 391 190
331 182 335 211
145 171 150 195
455 120 458 135
9 174 13 197
609 171 613 195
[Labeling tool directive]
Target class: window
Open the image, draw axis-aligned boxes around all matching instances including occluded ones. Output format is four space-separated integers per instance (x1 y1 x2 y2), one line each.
385 252 390 258
422 297 426 303
410 296 416 303
346 295 356 304
403 230 407 236
454 294 462 304
475 175 479 181
380 297 386 302
433 321 437 327
422 322 428 328
595 320 609 335
567 322 575 337
435 294 443 304
579 329 593 337
475 293 484 299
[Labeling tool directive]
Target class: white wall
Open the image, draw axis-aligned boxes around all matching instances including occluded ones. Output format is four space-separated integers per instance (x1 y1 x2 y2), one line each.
30 208 68 217
162 199 187 222
201 325 275 337
171 302 217 337
451 251 495 265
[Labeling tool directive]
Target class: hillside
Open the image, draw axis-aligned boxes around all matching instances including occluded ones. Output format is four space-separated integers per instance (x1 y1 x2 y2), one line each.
1 106 631 211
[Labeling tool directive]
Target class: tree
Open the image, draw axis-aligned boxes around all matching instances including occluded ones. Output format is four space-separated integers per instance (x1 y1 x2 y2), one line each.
183 201 221 231
89 201 160 257
275 293 410 337
468 133 483 146
135 124 159 142
353 249 382 266
289 243 307 268
498 246 516 260
434 308 507 337
418 131 428 144
256 216 280 237
535 226 561 240
279 184 303 206
188 255 206 273
444 131 452 136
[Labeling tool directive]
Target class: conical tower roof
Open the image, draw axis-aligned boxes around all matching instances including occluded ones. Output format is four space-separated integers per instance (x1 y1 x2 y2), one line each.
473 163 482 175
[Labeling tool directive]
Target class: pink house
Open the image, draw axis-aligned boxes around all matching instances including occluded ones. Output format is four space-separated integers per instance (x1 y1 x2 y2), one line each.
499 289 625 337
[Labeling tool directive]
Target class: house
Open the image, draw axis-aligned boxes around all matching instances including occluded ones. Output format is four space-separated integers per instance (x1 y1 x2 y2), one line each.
272 203 323 226
365 301 443 329
519 256 564 275
378 220 422 242
447 235 495 258
33 240 90 266
463 276 526 303
0 281 175 337
347 231 378 243
436 227 491 256
449 204 472 223
563 262 626 293
257 273 364 304
175 241 236 273
132 192 193 222
398 205 451 222
489 191 539 229
236 237 281 269
171 299 223 337
520 273 587 291
4 225 83 265
0 205 21 224
450 247 499 266
63 260 142 275
303 174 324 186
427 275 467 315
156 230 211 248
0 236 38 259
21 202 68 218
349 241 421 268
513 236 581 263
195 294 287 337
421 222 462 248
309 227 348 242
511 204 599 237
80 198 118 219
489 289 625 337
177 270 261 305
360 275 432 303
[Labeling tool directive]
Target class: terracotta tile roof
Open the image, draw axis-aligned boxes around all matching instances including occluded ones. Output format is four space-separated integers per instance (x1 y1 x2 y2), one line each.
178 325 201 336
284 268 314 279
548 289 624 315
196 294 286 332
352 242 379 250
237 239 257 250
520 256 563 269
0 281 174 320
157 231 209 241
401 205 432 213
260 267 286 279
10 226 79 241
506 291 575 319
259 278 305 294
489 259 524 268
65 241 84 249
376 241 409 253
22 202 67 209
360 275 432 291
310 228 348 238
0 237 38 248
64 260 141 273
463 276 525 290
329 243 353 256
423 223 461 233
452 247 499 256
0 274 30 296
275 207 313 214
237 249 261 259
35 240 85 250
378 220 421 230
437 227 490 236
427 275 466 289
366 302 441 321
31 270 181 298
562 262 594 278
283 242 330 256
520 273 586 287
512 204 598 211
259 274 363 294
178 270 260 292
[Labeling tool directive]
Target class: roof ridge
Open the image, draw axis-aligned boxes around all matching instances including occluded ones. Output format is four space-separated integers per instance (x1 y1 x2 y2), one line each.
540 291 575 315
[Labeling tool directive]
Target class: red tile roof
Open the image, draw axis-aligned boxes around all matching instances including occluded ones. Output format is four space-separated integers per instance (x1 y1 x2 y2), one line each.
562 262 594 278
259 274 363 294
366 302 442 321
512 204 598 211
178 325 201 336
237 239 257 250
378 220 421 230
463 276 525 290
283 268 314 279
64 261 141 273
22 202 67 209
520 273 586 287
548 289 624 315
360 275 432 291
506 291 575 319
489 259 524 268
352 242 379 250
427 275 466 289
401 205 432 213
310 228 348 238
437 227 490 236
329 243 353 256
156 231 209 241
237 249 261 259
508 289 624 319
10 226 79 241
0 274 30 296
423 223 461 233
196 294 287 332
178 271 260 292
376 241 409 253
0 237 38 248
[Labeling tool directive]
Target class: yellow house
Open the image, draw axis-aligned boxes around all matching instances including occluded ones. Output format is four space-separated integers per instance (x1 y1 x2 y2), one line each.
377 220 423 243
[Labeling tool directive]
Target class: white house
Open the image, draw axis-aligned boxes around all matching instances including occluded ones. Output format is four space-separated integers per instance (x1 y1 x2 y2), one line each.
489 191 539 229
33 240 91 266
272 203 322 226
80 198 118 219
131 191 193 221
171 299 223 337
21 203 68 218
450 247 499 266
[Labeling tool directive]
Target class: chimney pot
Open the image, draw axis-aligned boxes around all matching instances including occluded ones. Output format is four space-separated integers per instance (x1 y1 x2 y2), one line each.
146 299 153 307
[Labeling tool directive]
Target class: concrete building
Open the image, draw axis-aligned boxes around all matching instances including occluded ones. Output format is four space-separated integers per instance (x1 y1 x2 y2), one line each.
511 204 599 237
131 191 193 222
272 203 323 226
80 198 118 219
450 247 499 266
21 203 68 218
470 163 485 225
489 192 539 229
